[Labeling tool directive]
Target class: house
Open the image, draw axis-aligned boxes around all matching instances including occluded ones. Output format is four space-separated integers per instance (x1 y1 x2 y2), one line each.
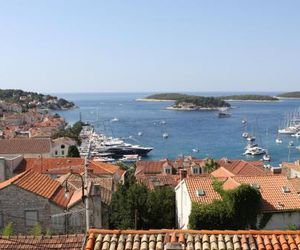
0 170 109 234
51 137 77 157
0 138 52 158
282 160 300 178
175 175 300 229
84 229 300 250
12 157 125 190
211 159 274 177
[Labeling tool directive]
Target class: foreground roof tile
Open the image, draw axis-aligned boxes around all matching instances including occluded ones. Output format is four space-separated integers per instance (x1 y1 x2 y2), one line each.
85 230 300 250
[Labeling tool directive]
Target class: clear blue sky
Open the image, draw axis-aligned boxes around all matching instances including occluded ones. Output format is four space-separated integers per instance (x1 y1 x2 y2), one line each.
0 1 299 93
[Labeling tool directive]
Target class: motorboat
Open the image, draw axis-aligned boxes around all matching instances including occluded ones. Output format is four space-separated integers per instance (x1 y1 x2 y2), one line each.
292 132 300 138
246 136 256 142
278 127 298 134
111 117 119 122
242 119 247 124
276 138 283 144
289 141 295 147
242 132 249 138
218 108 231 118
119 154 141 163
162 133 169 139
263 153 271 161
93 156 115 162
138 131 143 136
243 146 266 156
192 148 200 153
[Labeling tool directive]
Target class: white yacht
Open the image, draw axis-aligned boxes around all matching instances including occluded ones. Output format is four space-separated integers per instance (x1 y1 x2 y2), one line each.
291 131 300 138
275 138 283 144
243 146 266 156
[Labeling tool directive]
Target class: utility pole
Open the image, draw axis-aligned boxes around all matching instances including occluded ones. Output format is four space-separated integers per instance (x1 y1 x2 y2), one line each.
84 142 91 232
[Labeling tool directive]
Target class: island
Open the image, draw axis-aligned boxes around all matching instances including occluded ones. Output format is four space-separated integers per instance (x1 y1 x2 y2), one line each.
221 94 279 102
277 91 300 98
139 93 230 110
0 89 75 111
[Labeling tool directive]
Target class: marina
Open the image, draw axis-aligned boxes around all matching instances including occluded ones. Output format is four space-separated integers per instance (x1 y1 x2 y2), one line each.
56 92 300 166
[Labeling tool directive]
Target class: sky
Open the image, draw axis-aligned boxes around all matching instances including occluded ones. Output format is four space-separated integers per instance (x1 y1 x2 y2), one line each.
0 1 300 93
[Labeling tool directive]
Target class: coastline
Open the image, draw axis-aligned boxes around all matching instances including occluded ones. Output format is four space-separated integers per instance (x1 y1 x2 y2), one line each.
225 99 279 102
166 106 221 111
136 98 174 102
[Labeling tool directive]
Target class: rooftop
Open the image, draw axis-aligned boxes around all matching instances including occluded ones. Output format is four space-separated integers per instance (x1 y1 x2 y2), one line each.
0 138 51 155
85 229 300 250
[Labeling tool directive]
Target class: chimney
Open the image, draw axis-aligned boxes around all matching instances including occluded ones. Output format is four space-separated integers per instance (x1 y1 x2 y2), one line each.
272 166 282 174
179 169 187 180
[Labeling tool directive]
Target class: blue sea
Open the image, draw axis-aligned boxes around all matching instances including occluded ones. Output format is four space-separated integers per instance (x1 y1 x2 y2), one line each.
55 92 300 166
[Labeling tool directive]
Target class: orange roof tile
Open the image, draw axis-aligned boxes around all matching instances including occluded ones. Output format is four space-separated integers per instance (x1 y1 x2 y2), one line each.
0 138 51 154
0 170 78 208
85 229 300 250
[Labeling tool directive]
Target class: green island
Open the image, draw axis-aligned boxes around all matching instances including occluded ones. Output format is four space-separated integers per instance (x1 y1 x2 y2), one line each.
277 91 300 98
221 94 279 101
139 93 230 110
0 89 75 111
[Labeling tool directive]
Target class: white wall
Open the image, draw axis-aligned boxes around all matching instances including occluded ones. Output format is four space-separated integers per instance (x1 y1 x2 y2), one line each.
175 180 192 229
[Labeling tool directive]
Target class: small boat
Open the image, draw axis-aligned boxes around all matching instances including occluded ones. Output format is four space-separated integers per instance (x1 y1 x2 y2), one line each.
119 154 141 163
160 120 166 125
242 132 249 138
276 138 283 144
138 131 143 136
291 132 300 138
162 133 169 139
93 156 115 162
242 119 247 124
263 153 271 161
218 108 231 118
246 136 256 142
192 148 200 153
289 141 294 147
111 117 119 122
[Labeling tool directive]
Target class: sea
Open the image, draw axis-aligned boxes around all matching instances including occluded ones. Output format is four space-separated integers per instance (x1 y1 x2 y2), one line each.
54 92 300 166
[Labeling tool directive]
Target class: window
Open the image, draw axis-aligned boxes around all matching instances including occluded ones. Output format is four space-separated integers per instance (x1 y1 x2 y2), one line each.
164 167 171 174
55 150 58 155
61 145 65 149
61 150 65 155
25 210 38 227
193 167 199 174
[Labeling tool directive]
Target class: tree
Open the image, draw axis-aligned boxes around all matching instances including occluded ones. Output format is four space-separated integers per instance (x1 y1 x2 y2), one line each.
203 158 219 173
189 182 261 230
109 171 176 229
2 222 13 236
67 145 80 157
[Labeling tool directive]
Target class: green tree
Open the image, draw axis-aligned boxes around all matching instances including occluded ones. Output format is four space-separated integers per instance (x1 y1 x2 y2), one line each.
67 145 80 157
2 222 13 236
203 158 219 173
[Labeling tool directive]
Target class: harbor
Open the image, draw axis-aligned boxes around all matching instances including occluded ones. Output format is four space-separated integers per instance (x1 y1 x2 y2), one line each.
56 92 300 166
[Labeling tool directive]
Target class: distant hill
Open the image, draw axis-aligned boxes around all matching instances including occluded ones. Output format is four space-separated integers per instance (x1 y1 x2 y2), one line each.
277 92 300 98
0 89 75 111
144 93 189 100
221 94 279 101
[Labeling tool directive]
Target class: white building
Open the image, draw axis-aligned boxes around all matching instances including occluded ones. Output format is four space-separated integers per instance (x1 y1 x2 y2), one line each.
175 175 300 229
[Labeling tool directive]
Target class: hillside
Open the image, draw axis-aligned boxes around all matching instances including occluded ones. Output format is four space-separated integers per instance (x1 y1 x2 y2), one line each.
221 94 278 101
0 89 75 111
277 92 300 98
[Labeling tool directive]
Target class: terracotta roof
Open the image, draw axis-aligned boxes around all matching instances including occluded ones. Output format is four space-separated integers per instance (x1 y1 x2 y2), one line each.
228 175 300 212
0 170 78 208
14 157 125 177
290 178 300 193
0 138 51 154
184 176 224 204
282 161 300 173
137 174 179 190
85 229 300 250
0 234 84 249
14 157 85 174
184 175 300 212
212 159 268 177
